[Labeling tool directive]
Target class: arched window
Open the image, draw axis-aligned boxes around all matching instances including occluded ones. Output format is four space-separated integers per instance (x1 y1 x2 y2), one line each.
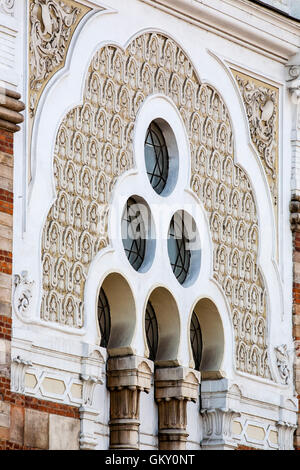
145 300 159 361
190 311 202 371
97 287 111 348
121 197 146 271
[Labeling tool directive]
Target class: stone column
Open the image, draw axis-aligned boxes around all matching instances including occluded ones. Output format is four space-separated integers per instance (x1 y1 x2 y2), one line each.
107 356 153 450
287 64 300 450
154 367 200 450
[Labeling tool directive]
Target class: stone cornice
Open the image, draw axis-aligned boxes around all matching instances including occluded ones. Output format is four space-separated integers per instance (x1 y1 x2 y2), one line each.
140 0 300 62
0 88 25 133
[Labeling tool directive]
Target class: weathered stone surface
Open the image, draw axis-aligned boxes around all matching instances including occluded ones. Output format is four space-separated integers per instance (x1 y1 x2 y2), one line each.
24 408 49 449
49 414 80 450
10 405 24 445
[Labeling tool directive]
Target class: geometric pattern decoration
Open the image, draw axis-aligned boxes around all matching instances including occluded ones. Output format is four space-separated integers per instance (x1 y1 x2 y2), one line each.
41 32 271 379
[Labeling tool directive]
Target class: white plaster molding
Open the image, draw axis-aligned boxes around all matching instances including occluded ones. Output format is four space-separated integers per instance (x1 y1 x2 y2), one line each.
139 0 300 62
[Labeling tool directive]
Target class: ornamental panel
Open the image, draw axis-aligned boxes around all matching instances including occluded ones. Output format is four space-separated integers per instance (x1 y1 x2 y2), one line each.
40 32 271 379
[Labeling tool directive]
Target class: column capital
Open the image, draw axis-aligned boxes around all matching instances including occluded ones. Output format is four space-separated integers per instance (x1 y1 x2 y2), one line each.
107 355 153 392
154 366 200 402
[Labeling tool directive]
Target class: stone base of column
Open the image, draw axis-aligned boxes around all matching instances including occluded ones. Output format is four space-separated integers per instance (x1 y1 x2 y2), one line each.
109 418 140 450
158 429 189 450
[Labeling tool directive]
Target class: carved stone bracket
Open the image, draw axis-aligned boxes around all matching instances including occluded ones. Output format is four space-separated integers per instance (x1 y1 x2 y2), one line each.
277 420 297 450
11 356 32 393
80 374 103 407
13 271 34 320
200 408 240 450
0 88 25 133
107 356 153 450
154 367 200 450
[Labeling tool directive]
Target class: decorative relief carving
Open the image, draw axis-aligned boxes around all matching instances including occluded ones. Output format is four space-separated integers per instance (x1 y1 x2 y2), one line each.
277 421 297 450
274 344 290 384
41 33 270 378
11 356 32 393
231 69 279 208
80 374 102 406
0 0 14 16
201 408 240 449
13 271 34 320
29 0 92 118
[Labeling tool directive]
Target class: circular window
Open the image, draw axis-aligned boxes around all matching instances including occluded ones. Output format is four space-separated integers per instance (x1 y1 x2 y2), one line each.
167 211 191 284
190 311 202 370
121 197 146 271
145 300 158 362
97 287 111 348
144 121 169 195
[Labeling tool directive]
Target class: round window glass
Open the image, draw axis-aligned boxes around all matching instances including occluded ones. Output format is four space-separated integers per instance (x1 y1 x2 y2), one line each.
144 121 169 195
97 287 111 348
190 311 202 371
167 211 191 284
121 197 146 271
145 300 159 362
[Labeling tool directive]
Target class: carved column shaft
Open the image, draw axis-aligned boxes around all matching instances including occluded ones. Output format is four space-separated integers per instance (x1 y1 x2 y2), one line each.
155 367 200 451
107 356 153 450
109 386 141 450
157 397 188 450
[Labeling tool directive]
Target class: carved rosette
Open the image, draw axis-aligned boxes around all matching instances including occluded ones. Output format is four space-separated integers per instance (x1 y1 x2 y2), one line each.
155 367 200 450
29 0 92 118
107 356 153 450
41 32 271 379
231 69 279 209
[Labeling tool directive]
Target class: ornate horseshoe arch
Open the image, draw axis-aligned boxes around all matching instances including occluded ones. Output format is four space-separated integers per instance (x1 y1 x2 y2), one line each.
40 31 271 380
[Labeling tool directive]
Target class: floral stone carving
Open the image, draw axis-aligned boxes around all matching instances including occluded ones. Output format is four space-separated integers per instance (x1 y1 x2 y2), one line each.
29 0 92 118
13 271 34 320
41 32 271 379
231 69 279 209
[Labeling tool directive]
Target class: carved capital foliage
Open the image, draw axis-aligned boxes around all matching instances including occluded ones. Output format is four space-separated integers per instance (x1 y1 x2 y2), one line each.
154 367 200 450
231 69 279 208
201 408 240 449
13 271 34 320
11 356 32 393
29 0 92 118
277 421 297 450
107 356 153 450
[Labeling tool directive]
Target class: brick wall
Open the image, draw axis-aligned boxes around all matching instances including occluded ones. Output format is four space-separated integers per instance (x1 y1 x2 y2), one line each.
0 126 81 451
292 229 300 450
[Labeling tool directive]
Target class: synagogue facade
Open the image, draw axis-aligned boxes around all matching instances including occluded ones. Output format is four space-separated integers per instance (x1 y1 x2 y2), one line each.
0 0 299 450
